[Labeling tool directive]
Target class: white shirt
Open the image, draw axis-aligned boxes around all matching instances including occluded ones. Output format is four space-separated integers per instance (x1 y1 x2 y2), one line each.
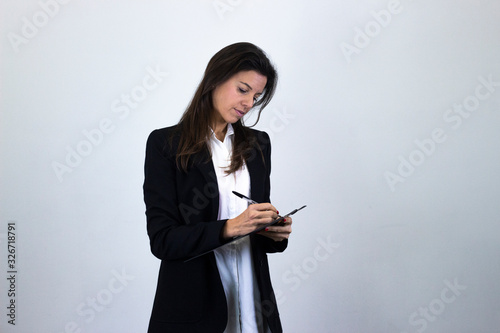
209 124 269 333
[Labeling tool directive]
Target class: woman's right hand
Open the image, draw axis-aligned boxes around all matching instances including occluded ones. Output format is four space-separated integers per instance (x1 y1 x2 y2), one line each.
222 203 278 239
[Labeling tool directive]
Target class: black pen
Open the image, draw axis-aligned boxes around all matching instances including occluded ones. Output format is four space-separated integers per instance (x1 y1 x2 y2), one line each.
232 191 259 205
232 190 285 223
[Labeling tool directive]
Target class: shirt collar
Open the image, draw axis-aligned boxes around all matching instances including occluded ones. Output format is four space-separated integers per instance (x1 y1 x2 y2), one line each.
226 123 234 138
210 123 234 142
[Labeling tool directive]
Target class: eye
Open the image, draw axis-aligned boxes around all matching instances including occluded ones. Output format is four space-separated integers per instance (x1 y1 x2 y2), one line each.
238 87 248 94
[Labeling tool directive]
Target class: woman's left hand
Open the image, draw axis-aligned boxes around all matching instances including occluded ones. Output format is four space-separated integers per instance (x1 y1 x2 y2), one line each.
258 216 292 242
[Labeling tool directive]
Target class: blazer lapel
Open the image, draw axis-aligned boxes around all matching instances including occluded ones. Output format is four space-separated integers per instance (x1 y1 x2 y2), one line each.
195 148 220 220
246 148 266 203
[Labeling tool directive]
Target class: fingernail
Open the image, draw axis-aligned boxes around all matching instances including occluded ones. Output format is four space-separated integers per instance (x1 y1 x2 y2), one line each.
265 228 269 231
277 210 279 214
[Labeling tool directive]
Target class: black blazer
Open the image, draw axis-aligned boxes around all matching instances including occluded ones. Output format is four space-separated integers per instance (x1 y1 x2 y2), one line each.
143 125 287 333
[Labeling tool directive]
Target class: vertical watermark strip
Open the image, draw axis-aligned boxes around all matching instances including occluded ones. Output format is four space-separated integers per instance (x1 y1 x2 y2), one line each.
6 221 17 325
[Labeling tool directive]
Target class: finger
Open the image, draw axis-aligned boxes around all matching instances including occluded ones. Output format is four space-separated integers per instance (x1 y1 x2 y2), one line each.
264 224 292 233
258 230 290 241
274 216 291 226
254 210 279 221
253 203 277 213
247 209 277 222
251 216 278 229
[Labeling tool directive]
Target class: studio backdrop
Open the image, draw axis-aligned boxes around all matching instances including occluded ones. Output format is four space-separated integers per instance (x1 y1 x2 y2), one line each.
1 1 500 332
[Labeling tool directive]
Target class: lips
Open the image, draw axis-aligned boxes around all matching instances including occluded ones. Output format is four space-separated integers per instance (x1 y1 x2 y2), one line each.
234 108 245 117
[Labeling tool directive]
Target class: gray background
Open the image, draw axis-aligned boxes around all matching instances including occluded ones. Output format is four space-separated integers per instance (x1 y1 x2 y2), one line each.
1 0 500 332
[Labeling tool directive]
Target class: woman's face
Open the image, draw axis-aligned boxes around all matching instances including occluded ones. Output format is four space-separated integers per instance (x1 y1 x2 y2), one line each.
212 70 267 126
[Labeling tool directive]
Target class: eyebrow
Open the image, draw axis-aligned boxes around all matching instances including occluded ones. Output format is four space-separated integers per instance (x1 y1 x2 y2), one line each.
239 81 263 95
239 81 253 90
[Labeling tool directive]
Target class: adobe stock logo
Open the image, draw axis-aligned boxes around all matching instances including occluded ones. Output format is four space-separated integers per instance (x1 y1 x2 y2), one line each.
277 235 340 304
8 0 73 53
51 65 168 183
60 268 135 333
340 0 406 64
385 74 499 192
213 0 243 20
401 278 466 333
258 106 295 142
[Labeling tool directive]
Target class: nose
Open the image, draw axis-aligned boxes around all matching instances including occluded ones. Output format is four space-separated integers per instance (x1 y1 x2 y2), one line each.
242 95 254 109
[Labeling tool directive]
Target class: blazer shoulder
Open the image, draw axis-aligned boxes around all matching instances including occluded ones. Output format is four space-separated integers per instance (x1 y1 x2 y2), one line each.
146 125 181 157
148 125 180 140
248 128 271 149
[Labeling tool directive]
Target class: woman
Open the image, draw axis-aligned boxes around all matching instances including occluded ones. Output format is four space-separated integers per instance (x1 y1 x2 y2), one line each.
143 42 292 333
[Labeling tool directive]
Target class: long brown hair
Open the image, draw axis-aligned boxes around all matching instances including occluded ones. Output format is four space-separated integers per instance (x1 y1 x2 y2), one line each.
175 42 278 173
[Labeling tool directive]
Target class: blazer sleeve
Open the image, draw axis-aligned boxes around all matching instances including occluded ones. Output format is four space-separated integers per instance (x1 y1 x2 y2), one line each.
143 129 227 261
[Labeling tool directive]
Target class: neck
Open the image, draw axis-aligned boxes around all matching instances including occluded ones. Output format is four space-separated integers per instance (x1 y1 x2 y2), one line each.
212 122 228 142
